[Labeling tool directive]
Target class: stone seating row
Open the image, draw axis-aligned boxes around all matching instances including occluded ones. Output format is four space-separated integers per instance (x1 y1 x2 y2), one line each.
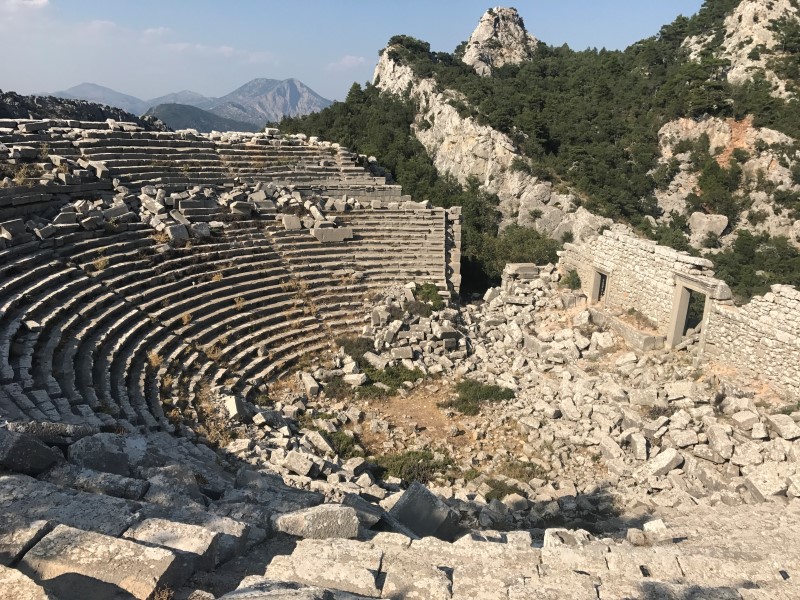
0 204 453 429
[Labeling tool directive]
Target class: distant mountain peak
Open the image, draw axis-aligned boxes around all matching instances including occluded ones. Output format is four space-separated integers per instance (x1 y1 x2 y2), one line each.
462 7 538 77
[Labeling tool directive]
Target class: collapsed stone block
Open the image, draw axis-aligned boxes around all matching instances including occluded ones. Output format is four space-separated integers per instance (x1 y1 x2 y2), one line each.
272 505 359 539
388 482 461 540
124 518 221 572
19 524 185 600
0 430 61 476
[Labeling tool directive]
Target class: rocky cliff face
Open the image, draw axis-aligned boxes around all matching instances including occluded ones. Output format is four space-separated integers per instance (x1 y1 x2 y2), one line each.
373 51 609 240
461 7 538 76
654 115 800 245
683 0 799 99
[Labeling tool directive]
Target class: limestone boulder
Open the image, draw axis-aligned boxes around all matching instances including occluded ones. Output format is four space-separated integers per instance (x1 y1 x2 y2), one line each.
273 505 360 539
19 524 186 600
0 564 55 600
0 430 61 476
688 212 728 244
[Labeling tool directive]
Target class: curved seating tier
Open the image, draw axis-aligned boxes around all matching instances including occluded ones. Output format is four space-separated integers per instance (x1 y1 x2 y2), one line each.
335 209 449 293
1 122 458 432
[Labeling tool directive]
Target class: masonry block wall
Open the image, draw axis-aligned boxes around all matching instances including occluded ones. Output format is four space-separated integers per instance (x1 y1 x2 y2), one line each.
560 227 716 331
561 227 800 399
704 285 800 394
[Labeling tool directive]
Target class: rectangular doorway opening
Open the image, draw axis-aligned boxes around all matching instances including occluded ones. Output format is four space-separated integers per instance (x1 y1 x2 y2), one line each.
684 289 706 336
591 271 608 304
667 283 710 348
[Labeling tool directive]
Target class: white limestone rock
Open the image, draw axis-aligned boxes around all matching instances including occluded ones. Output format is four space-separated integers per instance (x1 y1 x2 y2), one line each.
272 505 360 539
19 524 184 600
462 7 538 77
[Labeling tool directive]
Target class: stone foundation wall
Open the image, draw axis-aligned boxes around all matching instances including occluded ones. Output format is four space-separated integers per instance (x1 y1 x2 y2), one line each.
560 226 715 331
704 284 800 394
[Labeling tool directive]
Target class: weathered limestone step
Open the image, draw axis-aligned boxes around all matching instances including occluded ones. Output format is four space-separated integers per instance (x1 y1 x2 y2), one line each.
0 475 139 537
0 564 54 600
123 517 221 572
18 524 185 600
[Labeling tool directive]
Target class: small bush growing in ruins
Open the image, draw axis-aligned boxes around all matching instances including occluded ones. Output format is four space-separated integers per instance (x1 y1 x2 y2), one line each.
152 587 174 600
746 209 769 226
462 468 481 482
374 450 452 484
325 430 364 459
234 296 246 310
562 269 581 290
13 164 41 186
322 376 350 400
406 300 433 318
777 402 800 416
211 272 224 282
336 336 373 362
499 460 548 482
147 351 162 368
160 374 174 392
152 231 170 244
363 364 423 394
181 312 193 326
414 283 445 310
91 256 110 271
441 380 515 416
484 479 526 502
38 143 49 159
643 405 672 420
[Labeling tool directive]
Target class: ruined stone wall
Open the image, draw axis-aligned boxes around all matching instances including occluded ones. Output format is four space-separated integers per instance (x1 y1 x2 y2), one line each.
561 227 800 399
560 226 715 331
704 284 800 394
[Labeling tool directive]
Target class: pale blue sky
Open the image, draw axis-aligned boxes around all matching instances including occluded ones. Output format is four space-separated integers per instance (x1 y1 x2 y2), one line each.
0 0 704 101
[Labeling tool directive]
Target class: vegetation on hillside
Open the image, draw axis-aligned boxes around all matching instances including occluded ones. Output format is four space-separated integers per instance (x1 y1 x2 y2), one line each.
281 0 800 300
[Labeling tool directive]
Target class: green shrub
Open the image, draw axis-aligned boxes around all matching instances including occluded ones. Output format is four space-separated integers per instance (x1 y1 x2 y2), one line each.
484 479 525 502
406 300 433 317
374 450 452 483
747 209 769 225
414 282 444 310
322 377 350 400
441 380 515 416
562 269 581 290
326 430 364 459
702 232 721 248
336 336 373 361
499 460 548 481
362 364 423 393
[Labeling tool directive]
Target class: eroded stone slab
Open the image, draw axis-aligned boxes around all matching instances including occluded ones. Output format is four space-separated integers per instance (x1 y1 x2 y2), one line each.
19 524 184 600
0 564 55 600
273 505 359 539
124 518 221 572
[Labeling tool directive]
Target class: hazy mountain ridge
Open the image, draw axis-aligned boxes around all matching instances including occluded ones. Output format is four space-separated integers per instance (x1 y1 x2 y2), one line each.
0 89 167 131
144 103 259 132
48 78 332 131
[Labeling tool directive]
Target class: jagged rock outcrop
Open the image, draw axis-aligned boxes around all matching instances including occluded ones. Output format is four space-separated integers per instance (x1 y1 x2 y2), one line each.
683 0 799 99
373 51 607 241
461 7 538 76
654 115 800 245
